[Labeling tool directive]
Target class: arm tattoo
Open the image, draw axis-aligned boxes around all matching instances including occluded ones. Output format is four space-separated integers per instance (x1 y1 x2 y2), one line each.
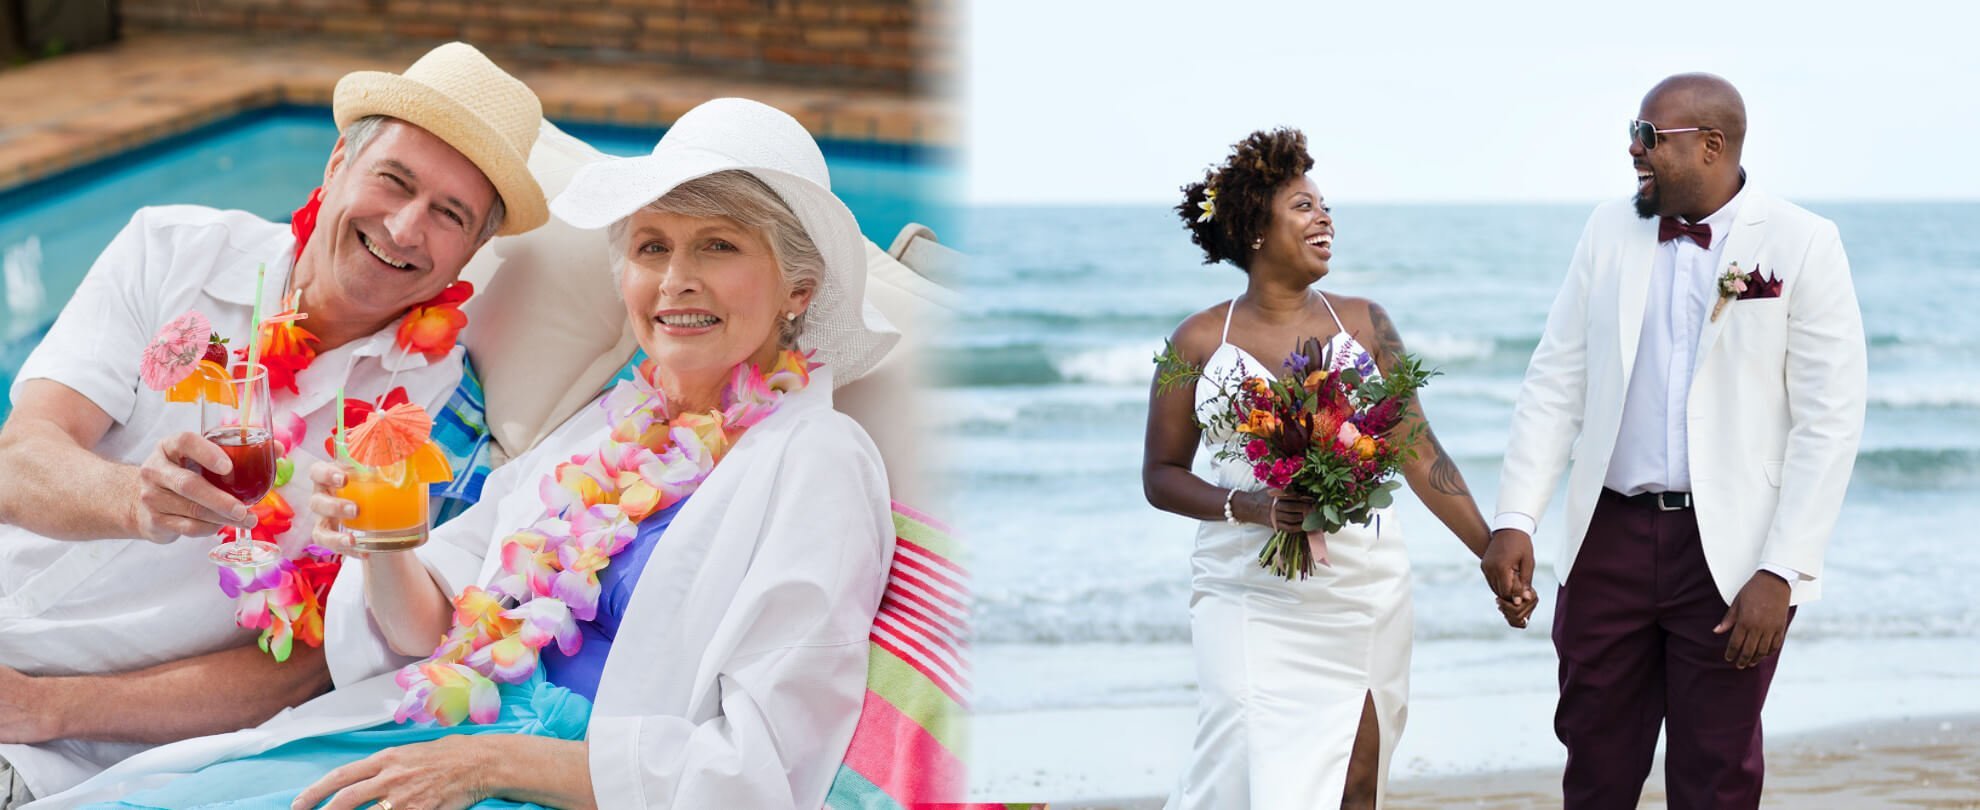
1426 431 1470 497
1366 301 1466 495
1366 303 1407 368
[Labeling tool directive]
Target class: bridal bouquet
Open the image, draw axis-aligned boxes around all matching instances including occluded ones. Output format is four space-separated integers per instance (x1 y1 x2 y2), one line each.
1158 336 1434 579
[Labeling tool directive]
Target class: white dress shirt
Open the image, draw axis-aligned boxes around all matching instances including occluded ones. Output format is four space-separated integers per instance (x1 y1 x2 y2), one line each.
1604 187 1746 496
0 205 462 797
1493 185 1802 585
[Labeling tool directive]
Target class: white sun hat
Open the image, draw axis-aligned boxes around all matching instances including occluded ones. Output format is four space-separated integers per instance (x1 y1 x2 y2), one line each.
549 97 900 387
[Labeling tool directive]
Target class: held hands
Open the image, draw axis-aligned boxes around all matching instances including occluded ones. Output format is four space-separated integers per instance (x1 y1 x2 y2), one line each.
307 460 366 560
1482 528 1540 629
133 431 254 543
1714 571 1792 669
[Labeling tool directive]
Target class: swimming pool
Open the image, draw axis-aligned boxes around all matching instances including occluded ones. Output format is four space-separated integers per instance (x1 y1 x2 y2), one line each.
0 104 957 418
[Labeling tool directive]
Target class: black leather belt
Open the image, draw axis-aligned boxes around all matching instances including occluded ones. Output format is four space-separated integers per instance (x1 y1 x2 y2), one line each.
1614 489 1693 511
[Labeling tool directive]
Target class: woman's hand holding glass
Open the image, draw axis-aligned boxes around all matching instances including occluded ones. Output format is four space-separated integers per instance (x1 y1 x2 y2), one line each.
307 459 454 656
307 460 366 560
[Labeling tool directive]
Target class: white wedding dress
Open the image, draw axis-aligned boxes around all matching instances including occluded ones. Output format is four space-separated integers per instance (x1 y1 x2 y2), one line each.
1167 297 1412 810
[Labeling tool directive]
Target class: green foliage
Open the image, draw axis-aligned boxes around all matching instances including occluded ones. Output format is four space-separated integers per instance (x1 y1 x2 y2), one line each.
1152 339 1205 395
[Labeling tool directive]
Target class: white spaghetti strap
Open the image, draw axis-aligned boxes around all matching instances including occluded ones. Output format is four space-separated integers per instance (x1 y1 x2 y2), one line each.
1221 298 1237 343
1317 291 1349 336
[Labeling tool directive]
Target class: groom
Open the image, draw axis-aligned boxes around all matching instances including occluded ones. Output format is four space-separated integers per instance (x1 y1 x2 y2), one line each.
1481 73 1866 808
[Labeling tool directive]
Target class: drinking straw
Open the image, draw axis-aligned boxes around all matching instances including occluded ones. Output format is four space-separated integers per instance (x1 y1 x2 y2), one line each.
232 262 268 557
335 385 349 462
240 262 268 440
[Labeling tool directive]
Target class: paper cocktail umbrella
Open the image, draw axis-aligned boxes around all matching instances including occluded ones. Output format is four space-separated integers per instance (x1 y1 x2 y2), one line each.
345 402 435 468
140 311 212 391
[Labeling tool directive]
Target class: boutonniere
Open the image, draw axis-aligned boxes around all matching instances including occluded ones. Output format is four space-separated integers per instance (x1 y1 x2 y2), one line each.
1712 263 1748 322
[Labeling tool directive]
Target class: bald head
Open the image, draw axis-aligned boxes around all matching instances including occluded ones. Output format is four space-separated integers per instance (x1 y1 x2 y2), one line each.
1631 73 1748 221
1644 73 1747 156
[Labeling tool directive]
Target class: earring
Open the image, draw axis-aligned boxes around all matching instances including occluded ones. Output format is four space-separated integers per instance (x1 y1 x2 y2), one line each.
1251 237 1263 250
786 312 798 322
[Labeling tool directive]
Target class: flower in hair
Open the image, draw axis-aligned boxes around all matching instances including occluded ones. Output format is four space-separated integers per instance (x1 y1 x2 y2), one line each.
1197 188 1218 223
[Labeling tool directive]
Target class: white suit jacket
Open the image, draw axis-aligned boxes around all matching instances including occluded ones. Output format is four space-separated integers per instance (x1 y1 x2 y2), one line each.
1496 190 1866 606
30 369 895 810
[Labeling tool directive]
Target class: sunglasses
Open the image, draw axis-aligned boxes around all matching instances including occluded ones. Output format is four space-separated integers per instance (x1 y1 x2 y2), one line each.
1630 119 1718 151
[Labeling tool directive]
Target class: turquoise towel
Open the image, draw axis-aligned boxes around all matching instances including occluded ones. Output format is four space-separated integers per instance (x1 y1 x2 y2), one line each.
94 675 592 810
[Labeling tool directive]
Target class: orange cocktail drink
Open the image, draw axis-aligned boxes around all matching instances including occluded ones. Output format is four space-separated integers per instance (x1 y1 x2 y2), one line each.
336 444 450 553
338 464 429 552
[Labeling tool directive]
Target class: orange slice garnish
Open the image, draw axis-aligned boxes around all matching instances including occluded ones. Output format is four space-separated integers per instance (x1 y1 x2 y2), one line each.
164 361 237 406
408 441 453 484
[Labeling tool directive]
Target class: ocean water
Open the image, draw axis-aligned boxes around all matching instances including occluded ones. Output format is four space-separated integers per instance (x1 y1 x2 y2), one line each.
946 201 1980 714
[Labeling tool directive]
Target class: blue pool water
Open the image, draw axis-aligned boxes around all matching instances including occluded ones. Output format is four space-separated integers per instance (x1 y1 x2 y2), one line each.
0 105 957 415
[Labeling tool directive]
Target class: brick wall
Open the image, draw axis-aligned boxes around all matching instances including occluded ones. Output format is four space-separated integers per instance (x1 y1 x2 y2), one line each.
117 0 953 93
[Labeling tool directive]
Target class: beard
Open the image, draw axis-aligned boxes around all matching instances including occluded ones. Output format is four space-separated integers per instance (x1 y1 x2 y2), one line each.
1633 183 1659 219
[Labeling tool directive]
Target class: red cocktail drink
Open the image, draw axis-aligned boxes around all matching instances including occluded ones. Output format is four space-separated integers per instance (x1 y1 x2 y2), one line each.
202 427 277 504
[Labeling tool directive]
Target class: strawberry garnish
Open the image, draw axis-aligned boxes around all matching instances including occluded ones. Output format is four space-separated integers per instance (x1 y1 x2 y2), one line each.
203 334 230 366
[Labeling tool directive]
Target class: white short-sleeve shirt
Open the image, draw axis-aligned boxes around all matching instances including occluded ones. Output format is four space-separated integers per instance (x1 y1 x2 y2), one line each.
0 205 464 797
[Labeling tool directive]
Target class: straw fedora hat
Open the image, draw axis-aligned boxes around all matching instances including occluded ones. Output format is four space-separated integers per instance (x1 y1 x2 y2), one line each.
334 42 547 235
549 98 900 387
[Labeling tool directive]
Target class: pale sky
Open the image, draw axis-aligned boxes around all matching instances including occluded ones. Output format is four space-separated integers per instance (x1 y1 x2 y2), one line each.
966 0 1980 205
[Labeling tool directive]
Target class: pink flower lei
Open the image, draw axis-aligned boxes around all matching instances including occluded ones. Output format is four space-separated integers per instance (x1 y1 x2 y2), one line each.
394 349 820 726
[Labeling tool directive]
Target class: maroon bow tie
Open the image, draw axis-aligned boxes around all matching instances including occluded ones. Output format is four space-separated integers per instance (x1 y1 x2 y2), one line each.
1658 217 1712 248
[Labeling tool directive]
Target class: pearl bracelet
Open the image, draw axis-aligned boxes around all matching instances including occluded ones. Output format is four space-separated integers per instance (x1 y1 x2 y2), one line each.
1223 488 1241 525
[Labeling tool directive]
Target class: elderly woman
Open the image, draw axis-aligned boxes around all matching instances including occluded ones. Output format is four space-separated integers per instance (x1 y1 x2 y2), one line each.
36 98 900 810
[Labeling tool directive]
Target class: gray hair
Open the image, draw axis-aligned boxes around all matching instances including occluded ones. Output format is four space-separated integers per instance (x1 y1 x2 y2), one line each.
343 115 508 243
606 170 826 346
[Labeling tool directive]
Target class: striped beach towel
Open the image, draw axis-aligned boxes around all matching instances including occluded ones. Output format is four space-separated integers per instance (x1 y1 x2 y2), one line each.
825 502 970 808
427 354 493 526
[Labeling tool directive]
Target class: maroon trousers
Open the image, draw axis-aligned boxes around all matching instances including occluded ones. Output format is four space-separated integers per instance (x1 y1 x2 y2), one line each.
1552 488 1791 810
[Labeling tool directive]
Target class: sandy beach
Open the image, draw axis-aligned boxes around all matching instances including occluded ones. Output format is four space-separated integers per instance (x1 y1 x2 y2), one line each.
969 636 1980 807
1027 713 1980 809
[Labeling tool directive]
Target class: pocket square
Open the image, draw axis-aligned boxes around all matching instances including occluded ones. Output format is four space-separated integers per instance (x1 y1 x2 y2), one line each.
1738 267 1783 300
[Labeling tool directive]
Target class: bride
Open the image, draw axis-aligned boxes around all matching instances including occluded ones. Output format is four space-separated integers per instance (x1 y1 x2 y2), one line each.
1141 127 1531 809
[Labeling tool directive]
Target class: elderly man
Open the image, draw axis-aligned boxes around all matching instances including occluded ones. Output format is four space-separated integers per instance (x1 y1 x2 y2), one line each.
0 43 547 804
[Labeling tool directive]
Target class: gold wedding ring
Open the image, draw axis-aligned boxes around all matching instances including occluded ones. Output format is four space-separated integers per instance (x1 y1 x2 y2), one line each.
374 800 394 810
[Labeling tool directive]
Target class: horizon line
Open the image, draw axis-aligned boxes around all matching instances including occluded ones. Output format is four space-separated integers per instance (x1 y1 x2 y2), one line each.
963 196 1980 209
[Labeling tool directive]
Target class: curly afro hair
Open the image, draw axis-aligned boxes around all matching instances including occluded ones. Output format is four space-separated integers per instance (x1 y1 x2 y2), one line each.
1176 128 1315 271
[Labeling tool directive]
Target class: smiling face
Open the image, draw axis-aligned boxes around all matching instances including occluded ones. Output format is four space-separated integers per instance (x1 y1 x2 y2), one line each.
1251 175 1334 284
619 207 813 400
1631 90 1720 219
309 120 497 321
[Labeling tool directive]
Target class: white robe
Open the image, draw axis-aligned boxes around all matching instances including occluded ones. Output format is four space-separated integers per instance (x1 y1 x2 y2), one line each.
28 369 895 810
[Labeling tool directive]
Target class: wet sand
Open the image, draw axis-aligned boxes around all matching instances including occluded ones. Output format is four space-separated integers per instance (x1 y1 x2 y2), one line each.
1044 713 1980 809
